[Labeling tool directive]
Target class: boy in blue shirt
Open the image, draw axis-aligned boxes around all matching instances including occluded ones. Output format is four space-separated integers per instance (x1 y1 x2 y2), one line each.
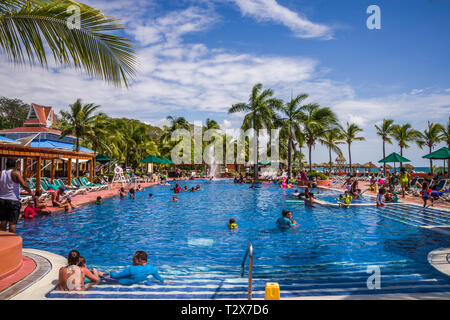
109 251 173 285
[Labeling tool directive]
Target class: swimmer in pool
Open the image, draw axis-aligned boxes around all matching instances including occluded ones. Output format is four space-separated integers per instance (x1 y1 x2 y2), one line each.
129 188 136 200
293 189 300 197
119 187 127 198
149 193 153 198
172 196 178 202
95 196 102 205
195 185 200 190
305 193 316 207
228 218 238 230
338 191 352 207
276 210 295 228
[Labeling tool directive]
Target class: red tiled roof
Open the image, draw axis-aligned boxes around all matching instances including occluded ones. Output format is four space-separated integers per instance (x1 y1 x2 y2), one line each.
23 103 57 126
0 126 62 134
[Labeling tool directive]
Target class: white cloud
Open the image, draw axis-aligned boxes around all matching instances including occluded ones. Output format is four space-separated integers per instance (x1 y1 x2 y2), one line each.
230 0 333 39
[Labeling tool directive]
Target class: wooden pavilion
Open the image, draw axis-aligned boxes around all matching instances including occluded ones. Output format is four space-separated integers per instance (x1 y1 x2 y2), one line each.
0 143 95 192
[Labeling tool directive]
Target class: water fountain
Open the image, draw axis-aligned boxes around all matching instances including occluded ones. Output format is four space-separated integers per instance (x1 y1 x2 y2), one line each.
207 145 218 178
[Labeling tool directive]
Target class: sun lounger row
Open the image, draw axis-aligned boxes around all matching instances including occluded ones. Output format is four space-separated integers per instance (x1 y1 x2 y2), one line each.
20 177 109 204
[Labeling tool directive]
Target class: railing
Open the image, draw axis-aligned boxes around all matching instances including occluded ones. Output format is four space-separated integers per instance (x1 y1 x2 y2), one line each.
241 243 253 300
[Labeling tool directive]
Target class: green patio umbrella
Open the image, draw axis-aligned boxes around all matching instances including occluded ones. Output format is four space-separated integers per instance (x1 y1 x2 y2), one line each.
423 147 450 173
140 155 163 164
162 157 174 164
422 147 450 160
379 152 410 170
95 153 112 162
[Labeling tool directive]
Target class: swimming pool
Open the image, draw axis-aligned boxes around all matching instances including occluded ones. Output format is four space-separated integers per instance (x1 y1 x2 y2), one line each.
18 180 450 299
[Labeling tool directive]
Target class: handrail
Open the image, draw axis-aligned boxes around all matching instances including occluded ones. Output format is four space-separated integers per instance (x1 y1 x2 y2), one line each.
241 243 253 300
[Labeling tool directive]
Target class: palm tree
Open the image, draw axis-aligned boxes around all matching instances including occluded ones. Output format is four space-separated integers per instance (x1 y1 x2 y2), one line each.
59 98 100 177
278 94 308 178
228 83 282 180
319 128 344 174
340 122 365 172
416 121 444 174
300 104 338 172
293 127 306 170
391 123 421 166
0 0 137 87
81 112 108 176
439 117 450 171
374 119 395 175
161 116 191 144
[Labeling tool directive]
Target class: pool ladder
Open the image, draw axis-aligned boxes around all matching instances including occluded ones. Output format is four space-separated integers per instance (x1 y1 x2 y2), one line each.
241 243 253 300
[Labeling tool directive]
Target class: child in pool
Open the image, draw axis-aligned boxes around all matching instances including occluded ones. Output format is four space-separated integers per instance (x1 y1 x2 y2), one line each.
95 196 102 205
129 188 135 199
228 218 238 230
64 197 78 212
376 187 386 206
77 256 103 288
149 193 153 198
172 196 178 202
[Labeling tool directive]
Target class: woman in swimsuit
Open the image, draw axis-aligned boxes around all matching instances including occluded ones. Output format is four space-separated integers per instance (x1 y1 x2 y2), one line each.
58 250 85 291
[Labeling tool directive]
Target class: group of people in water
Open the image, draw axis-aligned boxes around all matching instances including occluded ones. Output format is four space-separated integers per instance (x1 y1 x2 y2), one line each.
58 250 172 292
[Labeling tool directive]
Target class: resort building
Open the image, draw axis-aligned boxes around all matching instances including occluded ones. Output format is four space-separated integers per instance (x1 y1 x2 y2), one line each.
0 103 94 187
0 103 92 153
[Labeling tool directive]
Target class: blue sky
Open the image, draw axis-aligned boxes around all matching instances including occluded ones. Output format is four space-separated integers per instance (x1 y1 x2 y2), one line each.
0 0 449 167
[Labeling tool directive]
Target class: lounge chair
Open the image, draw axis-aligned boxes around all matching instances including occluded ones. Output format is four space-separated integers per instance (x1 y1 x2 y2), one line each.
432 179 448 191
79 177 107 191
71 178 93 192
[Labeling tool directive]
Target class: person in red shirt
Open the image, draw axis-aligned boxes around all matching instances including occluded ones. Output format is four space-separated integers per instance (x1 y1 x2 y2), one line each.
171 183 181 194
24 199 50 219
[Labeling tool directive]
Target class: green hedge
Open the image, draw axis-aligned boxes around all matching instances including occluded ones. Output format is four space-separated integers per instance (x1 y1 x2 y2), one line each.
308 171 329 180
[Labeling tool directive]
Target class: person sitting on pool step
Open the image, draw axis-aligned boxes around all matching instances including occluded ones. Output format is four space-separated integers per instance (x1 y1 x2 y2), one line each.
108 251 173 286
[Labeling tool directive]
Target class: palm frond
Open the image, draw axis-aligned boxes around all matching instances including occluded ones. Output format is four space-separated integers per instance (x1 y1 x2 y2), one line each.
0 0 137 87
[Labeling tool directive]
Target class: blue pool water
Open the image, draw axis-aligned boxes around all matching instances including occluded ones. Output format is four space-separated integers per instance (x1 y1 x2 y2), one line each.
18 180 450 299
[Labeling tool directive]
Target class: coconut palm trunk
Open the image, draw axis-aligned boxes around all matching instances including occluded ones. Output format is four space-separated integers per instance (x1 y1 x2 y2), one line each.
429 144 433 174
382 138 386 176
348 143 352 172
288 137 293 178
253 114 258 181
308 143 313 173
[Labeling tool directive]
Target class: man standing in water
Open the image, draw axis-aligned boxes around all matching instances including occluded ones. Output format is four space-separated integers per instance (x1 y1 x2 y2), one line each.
0 159 33 233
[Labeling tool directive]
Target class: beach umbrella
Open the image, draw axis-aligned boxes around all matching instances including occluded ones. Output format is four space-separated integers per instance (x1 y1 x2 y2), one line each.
403 163 415 170
258 160 271 166
96 153 112 163
140 155 163 164
362 161 378 172
423 147 450 173
385 164 393 169
379 152 410 170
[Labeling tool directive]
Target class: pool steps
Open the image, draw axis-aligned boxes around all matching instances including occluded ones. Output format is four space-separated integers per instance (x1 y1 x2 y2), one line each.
45 260 450 299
